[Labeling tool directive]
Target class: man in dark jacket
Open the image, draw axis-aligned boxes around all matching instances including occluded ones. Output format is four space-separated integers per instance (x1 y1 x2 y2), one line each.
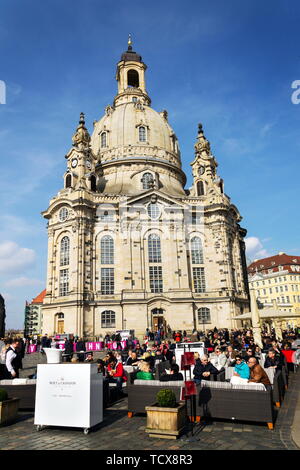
193 355 219 384
264 349 283 370
75 338 86 362
64 337 74 362
160 364 183 381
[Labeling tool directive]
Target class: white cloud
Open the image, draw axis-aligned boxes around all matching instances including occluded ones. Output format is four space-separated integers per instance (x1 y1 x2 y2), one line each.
245 236 271 261
0 241 36 274
4 277 43 288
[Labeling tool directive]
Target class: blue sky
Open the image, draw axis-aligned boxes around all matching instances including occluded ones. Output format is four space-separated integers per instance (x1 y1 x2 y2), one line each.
1 0 300 328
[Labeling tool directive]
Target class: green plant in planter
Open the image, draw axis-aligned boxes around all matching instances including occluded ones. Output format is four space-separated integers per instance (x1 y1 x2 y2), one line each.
156 389 177 408
0 389 8 402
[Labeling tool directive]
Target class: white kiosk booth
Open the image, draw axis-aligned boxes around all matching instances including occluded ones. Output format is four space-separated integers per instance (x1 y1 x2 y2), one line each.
34 363 103 434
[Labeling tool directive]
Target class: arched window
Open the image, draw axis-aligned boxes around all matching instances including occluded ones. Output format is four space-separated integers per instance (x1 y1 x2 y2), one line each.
65 174 72 188
198 308 211 324
60 236 70 266
197 181 205 196
101 132 107 148
139 126 146 142
142 172 154 189
191 237 204 264
101 235 114 264
101 310 115 328
90 175 97 192
127 69 139 88
148 234 161 263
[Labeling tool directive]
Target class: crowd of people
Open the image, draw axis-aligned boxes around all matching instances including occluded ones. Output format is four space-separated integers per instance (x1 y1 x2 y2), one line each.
1 327 299 389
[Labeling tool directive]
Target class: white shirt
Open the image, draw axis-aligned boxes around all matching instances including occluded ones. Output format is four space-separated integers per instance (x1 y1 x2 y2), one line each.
6 346 17 374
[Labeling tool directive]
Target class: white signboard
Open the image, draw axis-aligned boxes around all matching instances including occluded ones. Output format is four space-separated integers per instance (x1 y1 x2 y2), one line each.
34 363 103 431
175 342 206 374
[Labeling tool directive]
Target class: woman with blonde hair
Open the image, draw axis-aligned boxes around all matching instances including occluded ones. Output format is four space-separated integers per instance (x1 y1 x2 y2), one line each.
136 361 154 380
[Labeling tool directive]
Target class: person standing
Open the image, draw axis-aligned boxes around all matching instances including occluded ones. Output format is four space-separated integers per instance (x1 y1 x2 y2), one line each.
64 337 74 362
5 338 22 379
75 338 86 362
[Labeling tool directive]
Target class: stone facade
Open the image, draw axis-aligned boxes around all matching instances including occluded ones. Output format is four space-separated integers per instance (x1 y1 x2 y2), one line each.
42 40 250 339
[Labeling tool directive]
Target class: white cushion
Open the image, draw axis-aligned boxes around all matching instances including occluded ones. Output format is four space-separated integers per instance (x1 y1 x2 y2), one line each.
225 367 235 380
231 383 266 391
201 380 232 390
134 379 161 386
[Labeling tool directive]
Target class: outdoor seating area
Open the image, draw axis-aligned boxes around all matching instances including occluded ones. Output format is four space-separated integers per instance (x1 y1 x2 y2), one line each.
1 326 300 441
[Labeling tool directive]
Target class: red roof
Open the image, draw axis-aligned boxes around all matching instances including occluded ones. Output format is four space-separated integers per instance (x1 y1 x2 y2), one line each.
248 253 300 275
32 289 46 304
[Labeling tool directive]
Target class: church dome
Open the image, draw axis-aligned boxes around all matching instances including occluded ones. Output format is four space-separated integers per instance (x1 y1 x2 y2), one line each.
91 102 181 168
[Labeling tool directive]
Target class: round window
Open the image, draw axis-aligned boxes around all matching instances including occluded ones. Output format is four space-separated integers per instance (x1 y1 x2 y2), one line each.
59 207 69 222
147 203 160 220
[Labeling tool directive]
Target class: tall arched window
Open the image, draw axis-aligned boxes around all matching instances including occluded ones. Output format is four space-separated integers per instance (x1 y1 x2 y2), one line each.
90 175 97 192
197 181 205 196
191 237 203 264
148 234 161 263
60 236 70 266
65 174 72 188
139 126 146 142
101 235 114 264
101 132 107 148
142 172 154 190
127 69 139 87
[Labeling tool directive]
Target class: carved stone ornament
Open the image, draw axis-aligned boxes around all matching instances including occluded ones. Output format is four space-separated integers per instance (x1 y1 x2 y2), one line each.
72 113 91 147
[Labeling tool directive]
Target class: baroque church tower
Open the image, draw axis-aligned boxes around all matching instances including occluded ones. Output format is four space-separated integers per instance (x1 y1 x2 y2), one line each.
42 39 249 338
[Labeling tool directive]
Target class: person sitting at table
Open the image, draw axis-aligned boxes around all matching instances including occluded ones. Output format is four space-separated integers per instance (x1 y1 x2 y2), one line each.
242 348 255 363
107 358 127 394
160 363 184 382
264 349 283 370
125 351 138 366
135 361 154 380
230 355 250 385
247 357 271 388
226 345 238 366
134 343 142 357
141 351 155 369
209 347 227 370
193 354 219 384
85 352 95 363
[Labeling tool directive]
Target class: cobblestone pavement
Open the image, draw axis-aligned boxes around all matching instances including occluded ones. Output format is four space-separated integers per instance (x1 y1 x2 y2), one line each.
0 353 299 450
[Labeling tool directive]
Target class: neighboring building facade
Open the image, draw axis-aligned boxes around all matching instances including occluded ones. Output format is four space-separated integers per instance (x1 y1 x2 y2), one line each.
41 40 249 338
24 289 46 337
248 253 300 328
0 294 5 337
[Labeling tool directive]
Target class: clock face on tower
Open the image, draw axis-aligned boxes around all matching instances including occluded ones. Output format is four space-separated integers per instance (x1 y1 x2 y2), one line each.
198 165 205 176
86 159 92 170
71 158 78 168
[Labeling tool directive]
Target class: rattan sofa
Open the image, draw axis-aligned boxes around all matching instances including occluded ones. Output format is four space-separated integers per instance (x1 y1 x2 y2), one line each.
197 380 274 429
224 366 285 407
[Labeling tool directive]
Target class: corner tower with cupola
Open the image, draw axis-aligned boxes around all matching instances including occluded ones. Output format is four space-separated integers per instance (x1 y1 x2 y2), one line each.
42 38 249 339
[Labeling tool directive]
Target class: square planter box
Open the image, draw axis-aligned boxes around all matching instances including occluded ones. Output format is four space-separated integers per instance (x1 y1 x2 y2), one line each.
145 402 187 439
0 398 20 425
